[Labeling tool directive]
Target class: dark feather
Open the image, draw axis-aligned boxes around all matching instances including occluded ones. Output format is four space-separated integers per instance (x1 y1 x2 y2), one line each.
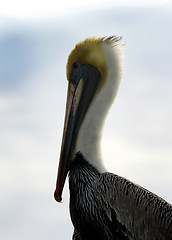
69 153 172 240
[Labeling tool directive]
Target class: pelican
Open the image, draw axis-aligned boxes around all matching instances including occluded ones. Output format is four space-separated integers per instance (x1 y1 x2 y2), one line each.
54 37 172 240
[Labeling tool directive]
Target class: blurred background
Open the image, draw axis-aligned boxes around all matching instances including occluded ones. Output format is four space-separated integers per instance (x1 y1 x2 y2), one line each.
0 0 172 239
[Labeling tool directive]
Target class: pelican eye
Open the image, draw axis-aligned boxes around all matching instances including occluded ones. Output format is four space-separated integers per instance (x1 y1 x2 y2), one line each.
70 61 82 85
72 61 81 71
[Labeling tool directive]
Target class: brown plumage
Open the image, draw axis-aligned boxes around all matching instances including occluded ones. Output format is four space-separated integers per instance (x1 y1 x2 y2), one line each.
69 153 172 240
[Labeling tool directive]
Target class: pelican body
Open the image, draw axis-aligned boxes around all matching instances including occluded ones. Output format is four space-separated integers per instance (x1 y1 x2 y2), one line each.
54 37 172 240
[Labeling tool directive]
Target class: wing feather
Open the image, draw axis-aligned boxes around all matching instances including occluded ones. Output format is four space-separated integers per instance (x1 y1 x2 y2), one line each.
98 173 172 240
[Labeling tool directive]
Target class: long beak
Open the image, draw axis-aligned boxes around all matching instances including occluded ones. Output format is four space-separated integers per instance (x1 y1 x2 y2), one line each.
54 64 101 202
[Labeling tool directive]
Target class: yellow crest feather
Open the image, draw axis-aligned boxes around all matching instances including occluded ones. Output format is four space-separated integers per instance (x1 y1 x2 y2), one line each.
66 37 107 84
66 36 122 86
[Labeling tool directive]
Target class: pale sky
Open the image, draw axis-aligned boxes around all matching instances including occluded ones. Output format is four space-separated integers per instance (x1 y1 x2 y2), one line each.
0 0 169 18
0 3 172 240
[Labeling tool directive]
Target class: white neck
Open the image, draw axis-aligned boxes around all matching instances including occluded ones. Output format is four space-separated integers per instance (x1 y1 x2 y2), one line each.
75 43 123 172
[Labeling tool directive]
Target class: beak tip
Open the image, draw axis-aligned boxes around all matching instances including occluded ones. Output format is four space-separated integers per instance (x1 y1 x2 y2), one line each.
54 190 62 203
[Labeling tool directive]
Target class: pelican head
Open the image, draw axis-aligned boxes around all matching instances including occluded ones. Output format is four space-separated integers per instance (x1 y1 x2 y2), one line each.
54 37 123 202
